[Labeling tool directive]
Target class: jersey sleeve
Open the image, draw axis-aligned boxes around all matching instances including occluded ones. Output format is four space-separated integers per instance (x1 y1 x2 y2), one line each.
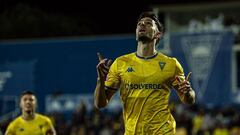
5 121 16 135
105 58 121 90
171 58 185 88
42 116 55 134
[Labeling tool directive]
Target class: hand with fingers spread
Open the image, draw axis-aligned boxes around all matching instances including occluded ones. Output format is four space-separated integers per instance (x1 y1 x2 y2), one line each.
176 72 192 94
96 52 113 81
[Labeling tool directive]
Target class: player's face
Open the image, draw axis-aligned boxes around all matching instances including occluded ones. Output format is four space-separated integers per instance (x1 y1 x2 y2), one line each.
20 94 37 113
136 17 159 42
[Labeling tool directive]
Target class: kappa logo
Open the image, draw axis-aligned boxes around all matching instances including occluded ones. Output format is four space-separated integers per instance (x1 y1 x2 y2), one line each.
19 128 24 132
126 67 134 72
159 62 166 70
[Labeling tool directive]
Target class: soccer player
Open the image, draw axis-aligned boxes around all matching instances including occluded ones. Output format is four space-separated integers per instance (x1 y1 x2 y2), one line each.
94 11 196 135
5 90 56 135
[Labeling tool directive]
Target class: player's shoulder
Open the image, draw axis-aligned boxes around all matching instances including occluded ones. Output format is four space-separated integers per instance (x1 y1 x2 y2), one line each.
8 115 22 126
158 52 178 63
36 113 51 121
115 52 135 62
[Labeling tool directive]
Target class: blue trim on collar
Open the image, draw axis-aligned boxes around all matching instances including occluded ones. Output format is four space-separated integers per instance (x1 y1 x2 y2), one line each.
135 52 158 60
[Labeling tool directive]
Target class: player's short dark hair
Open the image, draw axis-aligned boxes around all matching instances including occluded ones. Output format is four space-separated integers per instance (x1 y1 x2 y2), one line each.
20 90 36 99
137 11 164 33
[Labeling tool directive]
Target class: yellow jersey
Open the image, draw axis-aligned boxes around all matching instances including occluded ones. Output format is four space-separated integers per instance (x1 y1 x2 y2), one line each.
105 52 185 135
5 113 54 135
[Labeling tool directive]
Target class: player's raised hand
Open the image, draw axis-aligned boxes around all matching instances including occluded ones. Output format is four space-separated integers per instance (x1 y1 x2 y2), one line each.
96 52 113 81
176 72 192 94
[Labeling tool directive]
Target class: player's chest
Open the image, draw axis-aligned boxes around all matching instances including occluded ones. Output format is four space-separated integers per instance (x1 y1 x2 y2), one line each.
15 123 45 135
119 60 174 83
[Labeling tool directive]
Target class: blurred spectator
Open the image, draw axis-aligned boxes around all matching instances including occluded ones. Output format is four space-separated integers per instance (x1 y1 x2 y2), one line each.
176 127 187 135
213 122 229 135
192 109 204 135
71 100 87 126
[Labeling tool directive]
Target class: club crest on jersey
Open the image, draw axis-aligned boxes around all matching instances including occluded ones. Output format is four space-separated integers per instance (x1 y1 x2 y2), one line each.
126 67 134 72
159 62 166 70
39 125 43 129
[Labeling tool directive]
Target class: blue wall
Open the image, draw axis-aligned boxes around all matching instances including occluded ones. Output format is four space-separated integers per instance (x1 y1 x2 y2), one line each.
170 31 234 107
0 35 136 113
0 32 236 116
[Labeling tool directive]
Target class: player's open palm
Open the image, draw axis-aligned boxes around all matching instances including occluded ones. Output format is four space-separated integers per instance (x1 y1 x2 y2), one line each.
96 52 113 81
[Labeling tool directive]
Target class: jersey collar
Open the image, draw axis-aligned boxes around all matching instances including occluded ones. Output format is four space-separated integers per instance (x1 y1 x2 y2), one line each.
135 52 158 60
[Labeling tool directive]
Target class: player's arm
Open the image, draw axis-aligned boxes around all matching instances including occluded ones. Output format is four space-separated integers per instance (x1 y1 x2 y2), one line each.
173 72 196 105
46 128 56 135
45 123 56 135
94 78 117 109
171 58 195 105
5 132 15 135
94 53 116 109
4 122 16 135
45 117 56 135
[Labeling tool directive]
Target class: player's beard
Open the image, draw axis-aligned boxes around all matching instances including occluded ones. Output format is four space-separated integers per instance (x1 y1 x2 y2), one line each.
26 110 32 114
138 35 152 44
25 107 34 115
22 108 35 120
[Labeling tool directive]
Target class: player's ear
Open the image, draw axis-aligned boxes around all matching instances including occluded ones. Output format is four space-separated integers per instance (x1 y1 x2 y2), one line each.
19 98 23 109
34 96 38 110
155 31 162 39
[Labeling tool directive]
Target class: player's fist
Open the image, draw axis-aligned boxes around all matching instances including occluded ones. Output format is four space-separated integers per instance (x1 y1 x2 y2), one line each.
96 52 113 80
176 72 192 94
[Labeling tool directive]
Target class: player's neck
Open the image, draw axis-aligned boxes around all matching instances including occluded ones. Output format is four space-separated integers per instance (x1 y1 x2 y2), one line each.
137 42 157 57
22 111 35 121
